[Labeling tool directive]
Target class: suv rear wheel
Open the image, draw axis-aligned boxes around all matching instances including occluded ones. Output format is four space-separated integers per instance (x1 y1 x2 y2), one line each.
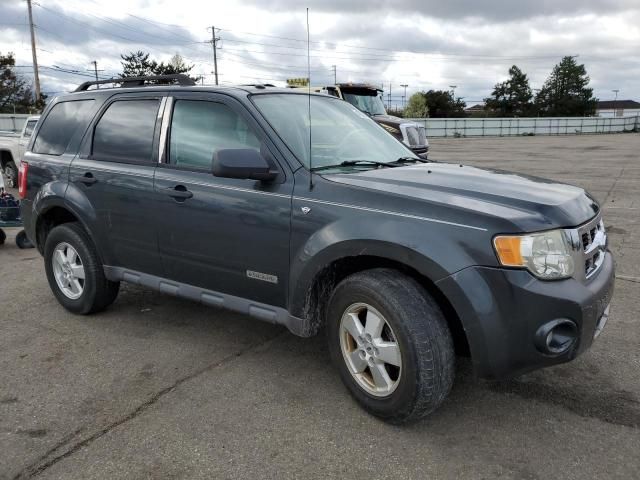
44 223 119 314
327 268 455 423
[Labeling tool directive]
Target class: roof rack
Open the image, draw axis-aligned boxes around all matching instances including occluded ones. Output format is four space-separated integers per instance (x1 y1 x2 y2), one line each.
240 83 276 89
74 74 196 92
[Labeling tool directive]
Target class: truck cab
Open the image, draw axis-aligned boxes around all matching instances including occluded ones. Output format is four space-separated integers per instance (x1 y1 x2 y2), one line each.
0 115 40 188
305 83 429 158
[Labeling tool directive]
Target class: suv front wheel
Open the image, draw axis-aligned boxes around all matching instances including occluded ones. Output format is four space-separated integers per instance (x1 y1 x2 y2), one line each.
327 268 455 424
44 223 119 314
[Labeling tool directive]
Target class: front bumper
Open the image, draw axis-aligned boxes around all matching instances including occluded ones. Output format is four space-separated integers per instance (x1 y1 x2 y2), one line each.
409 145 429 158
436 251 615 379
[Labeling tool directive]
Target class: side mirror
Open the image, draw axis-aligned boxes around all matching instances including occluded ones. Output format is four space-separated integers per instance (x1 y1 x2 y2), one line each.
212 149 277 181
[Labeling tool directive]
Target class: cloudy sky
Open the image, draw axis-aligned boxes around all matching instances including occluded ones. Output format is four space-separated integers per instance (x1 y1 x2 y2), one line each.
1 0 639 107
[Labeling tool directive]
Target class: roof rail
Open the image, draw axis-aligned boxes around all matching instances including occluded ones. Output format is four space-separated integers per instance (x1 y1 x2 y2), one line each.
240 83 276 89
74 74 197 92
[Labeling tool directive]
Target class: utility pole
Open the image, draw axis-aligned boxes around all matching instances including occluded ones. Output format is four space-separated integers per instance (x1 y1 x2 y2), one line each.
26 0 41 103
210 26 220 85
331 65 336 85
388 82 392 110
91 61 100 88
400 84 408 108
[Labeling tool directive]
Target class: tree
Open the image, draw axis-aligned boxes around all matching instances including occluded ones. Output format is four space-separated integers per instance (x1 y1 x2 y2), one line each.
0 52 45 113
119 51 198 83
485 65 533 117
404 92 428 118
534 56 597 116
424 90 466 118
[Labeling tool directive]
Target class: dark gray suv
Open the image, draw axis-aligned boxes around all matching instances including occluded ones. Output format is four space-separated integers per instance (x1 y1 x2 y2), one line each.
19 75 614 423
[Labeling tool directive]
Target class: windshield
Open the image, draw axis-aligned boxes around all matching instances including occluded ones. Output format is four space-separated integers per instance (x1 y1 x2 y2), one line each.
342 90 387 116
252 94 415 170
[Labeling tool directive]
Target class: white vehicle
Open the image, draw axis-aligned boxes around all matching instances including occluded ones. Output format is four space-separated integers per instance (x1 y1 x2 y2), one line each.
295 84 429 158
0 116 40 188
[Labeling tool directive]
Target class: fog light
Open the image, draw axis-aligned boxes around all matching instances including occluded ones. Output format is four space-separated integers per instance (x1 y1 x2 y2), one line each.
535 319 578 355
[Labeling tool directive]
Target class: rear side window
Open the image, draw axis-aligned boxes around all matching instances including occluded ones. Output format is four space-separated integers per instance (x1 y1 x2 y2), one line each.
92 100 159 163
33 100 94 155
169 100 260 169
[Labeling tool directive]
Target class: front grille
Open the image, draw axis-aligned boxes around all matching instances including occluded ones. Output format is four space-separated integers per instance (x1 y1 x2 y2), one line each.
576 216 606 279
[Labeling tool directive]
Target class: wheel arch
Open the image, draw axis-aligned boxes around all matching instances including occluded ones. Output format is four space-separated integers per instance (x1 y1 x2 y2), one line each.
33 188 97 256
35 204 81 254
0 149 15 169
291 244 470 358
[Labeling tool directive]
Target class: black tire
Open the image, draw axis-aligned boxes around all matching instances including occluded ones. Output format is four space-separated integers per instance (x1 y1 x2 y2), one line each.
327 268 455 424
0 228 5 245
4 160 17 188
44 222 119 314
16 230 34 249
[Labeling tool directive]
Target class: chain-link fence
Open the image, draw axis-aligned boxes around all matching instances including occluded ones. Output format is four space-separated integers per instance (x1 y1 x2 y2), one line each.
407 115 640 138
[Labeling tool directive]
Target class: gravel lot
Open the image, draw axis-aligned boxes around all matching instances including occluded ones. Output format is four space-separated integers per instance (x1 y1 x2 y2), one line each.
1 133 639 480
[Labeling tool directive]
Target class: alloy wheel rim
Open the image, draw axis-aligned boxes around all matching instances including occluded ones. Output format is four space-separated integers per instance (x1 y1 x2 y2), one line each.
339 302 402 397
52 242 85 300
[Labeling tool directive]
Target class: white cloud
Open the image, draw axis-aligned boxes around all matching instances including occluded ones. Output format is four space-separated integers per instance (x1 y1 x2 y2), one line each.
0 0 638 105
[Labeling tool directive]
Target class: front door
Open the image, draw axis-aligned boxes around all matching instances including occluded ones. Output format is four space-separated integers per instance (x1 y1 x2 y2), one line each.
69 95 165 275
154 94 293 307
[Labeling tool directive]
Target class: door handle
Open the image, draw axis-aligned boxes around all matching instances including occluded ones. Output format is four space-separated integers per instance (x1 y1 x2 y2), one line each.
163 185 193 200
72 172 98 185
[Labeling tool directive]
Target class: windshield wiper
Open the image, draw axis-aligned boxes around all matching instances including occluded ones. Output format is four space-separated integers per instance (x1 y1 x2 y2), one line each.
392 156 429 164
311 160 399 172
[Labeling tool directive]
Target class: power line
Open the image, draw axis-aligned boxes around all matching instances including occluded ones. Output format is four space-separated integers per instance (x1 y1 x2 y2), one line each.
216 26 572 60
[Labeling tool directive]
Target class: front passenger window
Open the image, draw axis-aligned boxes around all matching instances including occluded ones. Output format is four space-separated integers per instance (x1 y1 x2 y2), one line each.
169 100 261 169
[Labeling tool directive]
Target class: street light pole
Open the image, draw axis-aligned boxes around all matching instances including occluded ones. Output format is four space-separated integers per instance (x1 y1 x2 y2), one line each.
449 85 457 98
400 84 408 109
612 89 619 118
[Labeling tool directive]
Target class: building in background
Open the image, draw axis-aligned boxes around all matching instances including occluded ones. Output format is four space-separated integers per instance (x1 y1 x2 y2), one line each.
596 100 640 118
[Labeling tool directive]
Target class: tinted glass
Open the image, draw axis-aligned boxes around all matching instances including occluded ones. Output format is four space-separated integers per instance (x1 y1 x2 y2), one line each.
253 94 415 169
23 120 37 138
93 100 159 163
33 100 94 155
169 100 260 169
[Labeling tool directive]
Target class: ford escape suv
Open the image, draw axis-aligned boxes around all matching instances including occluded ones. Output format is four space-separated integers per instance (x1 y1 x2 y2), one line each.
19 75 614 423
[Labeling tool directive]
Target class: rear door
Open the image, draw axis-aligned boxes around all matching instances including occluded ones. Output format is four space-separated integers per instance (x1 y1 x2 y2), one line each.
69 94 166 275
153 93 293 307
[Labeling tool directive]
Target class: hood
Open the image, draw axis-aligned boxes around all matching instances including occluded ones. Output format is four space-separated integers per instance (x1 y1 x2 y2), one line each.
371 114 404 130
325 163 598 231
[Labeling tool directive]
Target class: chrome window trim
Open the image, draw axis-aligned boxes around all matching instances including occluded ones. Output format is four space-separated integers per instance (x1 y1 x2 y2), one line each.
158 96 173 164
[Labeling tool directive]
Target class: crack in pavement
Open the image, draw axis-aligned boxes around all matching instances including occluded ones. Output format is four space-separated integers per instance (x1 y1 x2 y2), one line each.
489 379 640 429
616 274 640 284
13 332 286 480
603 166 625 205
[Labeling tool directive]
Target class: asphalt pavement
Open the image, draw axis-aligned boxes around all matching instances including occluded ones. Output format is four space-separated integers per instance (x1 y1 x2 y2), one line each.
1 133 639 479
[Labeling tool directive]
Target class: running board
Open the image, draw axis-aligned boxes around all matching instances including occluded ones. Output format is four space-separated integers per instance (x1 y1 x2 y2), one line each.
103 266 306 336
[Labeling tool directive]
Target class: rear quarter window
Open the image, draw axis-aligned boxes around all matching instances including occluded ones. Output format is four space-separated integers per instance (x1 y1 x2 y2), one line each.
32 100 95 155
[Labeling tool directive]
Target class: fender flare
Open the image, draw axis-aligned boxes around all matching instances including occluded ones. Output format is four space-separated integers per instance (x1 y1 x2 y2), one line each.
288 238 451 319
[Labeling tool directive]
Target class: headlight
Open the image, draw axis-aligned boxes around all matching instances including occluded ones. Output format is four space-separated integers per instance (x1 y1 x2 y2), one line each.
493 229 574 279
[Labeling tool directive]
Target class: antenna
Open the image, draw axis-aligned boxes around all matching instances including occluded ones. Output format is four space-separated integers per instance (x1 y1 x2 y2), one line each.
307 8 313 189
